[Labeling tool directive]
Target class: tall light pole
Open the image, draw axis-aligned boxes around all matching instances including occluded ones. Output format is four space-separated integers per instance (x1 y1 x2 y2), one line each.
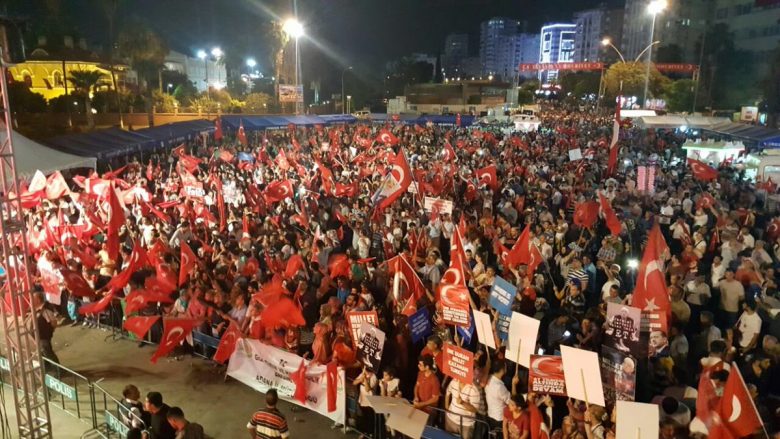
341 66 352 114
211 47 223 89
197 49 209 98
599 37 660 109
283 17 304 114
644 0 667 107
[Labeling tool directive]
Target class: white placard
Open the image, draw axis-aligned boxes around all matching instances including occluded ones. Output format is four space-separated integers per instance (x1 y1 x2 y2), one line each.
385 406 429 439
560 345 606 407
408 181 419 194
423 197 453 215
616 401 659 439
568 148 583 161
505 312 540 368
473 310 496 350
227 339 346 424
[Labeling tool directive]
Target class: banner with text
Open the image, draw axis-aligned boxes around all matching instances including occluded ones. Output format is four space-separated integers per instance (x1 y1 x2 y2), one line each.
357 321 386 372
227 339 346 424
345 311 379 343
528 355 567 396
520 62 604 72
279 85 304 103
489 276 516 316
442 342 474 383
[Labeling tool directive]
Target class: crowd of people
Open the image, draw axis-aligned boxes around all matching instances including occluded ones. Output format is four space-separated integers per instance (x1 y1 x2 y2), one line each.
23 102 780 439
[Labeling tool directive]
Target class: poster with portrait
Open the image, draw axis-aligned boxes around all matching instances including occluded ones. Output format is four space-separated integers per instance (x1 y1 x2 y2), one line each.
600 346 637 404
356 322 385 372
604 303 642 358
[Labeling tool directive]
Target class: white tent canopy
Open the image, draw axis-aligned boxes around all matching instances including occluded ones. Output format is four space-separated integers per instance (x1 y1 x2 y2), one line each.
634 115 729 130
1 123 96 180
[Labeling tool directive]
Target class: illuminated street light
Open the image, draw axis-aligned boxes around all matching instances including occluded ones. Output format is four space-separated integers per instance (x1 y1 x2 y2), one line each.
211 47 223 58
196 50 207 60
643 0 667 107
246 58 257 68
647 0 668 15
283 18 304 39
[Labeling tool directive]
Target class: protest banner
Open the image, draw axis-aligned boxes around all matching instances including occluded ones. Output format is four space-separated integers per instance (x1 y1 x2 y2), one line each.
488 276 516 316
496 312 511 341
409 308 432 343
505 312 540 368
182 182 205 200
600 346 637 404
528 355 567 396
423 196 453 215
604 303 642 357
561 345 606 407
227 339 346 424
441 285 471 326
357 321 386 372
345 311 379 343
442 342 474 383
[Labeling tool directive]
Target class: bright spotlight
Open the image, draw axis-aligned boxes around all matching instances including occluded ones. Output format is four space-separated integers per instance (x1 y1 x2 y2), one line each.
211 47 223 58
196 50 207 60
246 58 257 68
283 18 304 39
647 0 667 15
627 259 639 269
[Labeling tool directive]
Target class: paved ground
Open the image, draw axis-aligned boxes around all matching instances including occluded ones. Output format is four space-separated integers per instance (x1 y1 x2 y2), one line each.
5 324 345 438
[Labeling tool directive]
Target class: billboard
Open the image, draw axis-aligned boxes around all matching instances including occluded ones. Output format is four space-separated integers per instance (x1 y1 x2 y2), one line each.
520 62 604 72
279 84 303 103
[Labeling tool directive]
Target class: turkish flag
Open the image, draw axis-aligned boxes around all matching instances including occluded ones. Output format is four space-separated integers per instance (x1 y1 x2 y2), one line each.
443 142 456 162
371 149 412 210
326 361 338 412
78 289 117 315
46 171 70 200
290 360 308 404
387 254 427 302
697 192 717 211
72 245 98 269
598 193 622 236
237 120 248 146
123 315 160 339
106 240 148 290
218 149 234 163
506 225 531 267
688 158 719 181
376 128 399 145
476 165 498 191
328 253 351 279
150 318 200 363
263 180 294 204
179 241 197 286
631 224 670 333
27 170 47 195
276 149 291 171
334 181 358 198
494 240 511 267
718 367 763 437
261 297 306 328
529 396 551 439
125 289 174 315
214 117 223 141
142 200 171 224
284 254 305 279
60 269 94 298
440 284 471 326
766 218 780 242
213 321 242 364
146 161 154 181
573 201 600 229
317 162 335 195
607 99 620 176
527 244 544 278
106 185 125 262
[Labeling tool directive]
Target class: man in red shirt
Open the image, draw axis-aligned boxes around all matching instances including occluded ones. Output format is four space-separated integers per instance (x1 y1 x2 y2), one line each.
414 355 441 416
420 335 443 372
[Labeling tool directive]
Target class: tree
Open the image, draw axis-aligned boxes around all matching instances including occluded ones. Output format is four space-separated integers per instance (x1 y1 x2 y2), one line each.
761 45 780 127
244 92 273 113
559 72 600 98
117 21 169 126
603 62 670 102
695 23 757 110
68 70 106 129
7 82 47 113
152 90 178 113
663 79 696 112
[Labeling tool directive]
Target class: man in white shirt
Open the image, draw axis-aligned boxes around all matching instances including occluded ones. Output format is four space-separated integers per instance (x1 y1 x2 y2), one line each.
445 379 481 439
484 360 518 430
736 302 762 354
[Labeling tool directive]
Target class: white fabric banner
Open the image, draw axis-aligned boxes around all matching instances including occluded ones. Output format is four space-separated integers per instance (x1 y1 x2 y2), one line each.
227 339 346 424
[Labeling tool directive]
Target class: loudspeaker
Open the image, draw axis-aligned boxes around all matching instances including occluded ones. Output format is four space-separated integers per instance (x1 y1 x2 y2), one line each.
0 18 26 65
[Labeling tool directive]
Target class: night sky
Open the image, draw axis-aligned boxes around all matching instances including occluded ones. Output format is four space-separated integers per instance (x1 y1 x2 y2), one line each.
6 0 620 91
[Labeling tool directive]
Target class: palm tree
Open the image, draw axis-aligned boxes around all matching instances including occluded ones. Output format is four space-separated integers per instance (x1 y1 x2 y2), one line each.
68 70 105 130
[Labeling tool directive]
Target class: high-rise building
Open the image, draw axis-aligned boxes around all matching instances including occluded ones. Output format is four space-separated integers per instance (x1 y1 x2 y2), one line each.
539 23 577 83
574 6 624 62
443 33 469 78
713 0 780 62
517 33 541 79
621 0 709 64
480 17 522 79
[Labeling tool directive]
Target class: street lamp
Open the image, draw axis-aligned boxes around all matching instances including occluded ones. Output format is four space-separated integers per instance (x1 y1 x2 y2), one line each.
167 83 173 94
347 95 352 114
601 38 626 63
197 50 210 97
644 0 667 107
283 17 305 114
341 66 352 114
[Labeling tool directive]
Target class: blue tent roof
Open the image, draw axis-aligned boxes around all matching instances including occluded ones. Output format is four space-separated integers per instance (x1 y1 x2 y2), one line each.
319 114 358 124
136 120 214 148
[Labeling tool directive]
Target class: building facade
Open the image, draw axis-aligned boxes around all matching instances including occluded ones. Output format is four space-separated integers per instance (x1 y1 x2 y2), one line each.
443 33 469 79
714 0 780 60
480 17 522 79
517 33 541 79
539 23 577 83
574 6 624 62
163 50 226 92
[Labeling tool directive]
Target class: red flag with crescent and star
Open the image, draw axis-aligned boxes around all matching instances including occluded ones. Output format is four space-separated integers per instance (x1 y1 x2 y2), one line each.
178 241 197 286
476 165 498 191
718 366 763 437
214 117 223 142
387 254 427 305
631 224 670 333
290 360 308 404
123 315 160 339
150 318 201 363
237 120 248 146
506 224 531 267
263 180 294 204
376 128 399 146
78 289 117 315
106 240 148 290
106 184 124 262
598 192 622 236
573 201 600 229
60 269 95 298
371 149 412 210
607 98 620 176
688 158 719 181
213 321 242 364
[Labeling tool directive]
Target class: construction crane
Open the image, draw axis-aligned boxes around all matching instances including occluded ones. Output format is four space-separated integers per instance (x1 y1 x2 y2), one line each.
0 18 53 438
